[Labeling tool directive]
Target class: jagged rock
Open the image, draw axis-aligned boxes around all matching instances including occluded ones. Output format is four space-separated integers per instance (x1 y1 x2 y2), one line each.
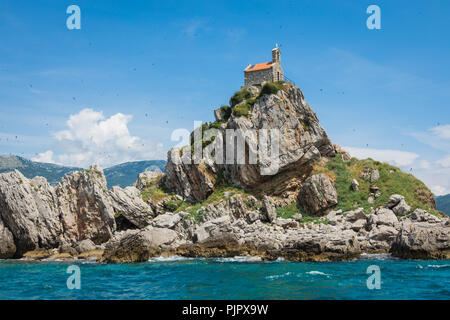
367 208 398 230
58 243 78 256
214 108 225 122
345 208 366 222
261 196 277 222
391 218 449 259
369 225 398 242
134 172 164 190
246 211 262 223
163 149 216 203
76 239 97 253
385 195 410 216
163 83 335 201
0 218 15 258
298 174 337 215
273 218 299 229
151 213 182 229
101 227 179 263
367 196 375 203
227 195 248 218
351 219 367 232
109 186 155 228
410 209 442 223
193 215 232 243
392 199 411 216
55 165 116 246
292 213 303 221
351 179 359 191
326 210 343 226
0 170 63 256
385 194 404 209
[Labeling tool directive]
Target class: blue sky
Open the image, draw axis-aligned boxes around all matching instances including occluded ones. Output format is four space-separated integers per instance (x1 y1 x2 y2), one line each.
0 0 449 194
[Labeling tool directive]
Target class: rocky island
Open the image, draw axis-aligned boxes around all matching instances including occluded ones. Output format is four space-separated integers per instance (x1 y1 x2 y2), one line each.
0 82 448 263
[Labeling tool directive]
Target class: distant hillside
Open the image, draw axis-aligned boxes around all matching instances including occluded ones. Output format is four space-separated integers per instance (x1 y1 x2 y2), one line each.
0 155 81 185
0 155 166 188
104 160 166 188
436 194 450 216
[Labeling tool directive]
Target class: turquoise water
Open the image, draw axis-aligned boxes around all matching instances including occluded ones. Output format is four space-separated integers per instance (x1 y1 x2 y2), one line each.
0 255 448 300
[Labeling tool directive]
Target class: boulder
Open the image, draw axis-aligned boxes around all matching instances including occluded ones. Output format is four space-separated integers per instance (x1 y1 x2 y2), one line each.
55 165 116 246
0 171 63 255
163 83 335 201
367 208 398 230
351 179 359 191
0 218 16 258
385 194 404 209
151 213 182 229
370 169 380 182
298 174 337 215
345 208 366 222
163 149 216 203
391 218 449 259
109 186 155 228
101 227 179 263
134 171 164 190
214 108 225 122
76 239 97 253
410 209 442 223
261 196 277 222
392 199 411 216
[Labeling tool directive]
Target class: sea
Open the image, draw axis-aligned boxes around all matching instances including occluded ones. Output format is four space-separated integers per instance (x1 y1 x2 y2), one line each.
0 254 448 300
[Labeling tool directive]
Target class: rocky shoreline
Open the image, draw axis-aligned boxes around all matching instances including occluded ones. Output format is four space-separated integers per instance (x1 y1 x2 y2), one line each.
1 82 448 263
0 166 448 264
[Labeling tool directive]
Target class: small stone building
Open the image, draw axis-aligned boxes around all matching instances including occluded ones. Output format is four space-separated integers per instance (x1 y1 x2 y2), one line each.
244 46 284 87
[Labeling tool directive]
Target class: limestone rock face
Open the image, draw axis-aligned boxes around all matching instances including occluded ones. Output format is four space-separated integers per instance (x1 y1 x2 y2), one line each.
55 165 116 246
367 208 398 229
163 83 335 202
261 195 277 222
391 218 450 259
109 186 155 228
298 174 337 215
151 213 182 229
0 218 16 258
163 149 216 202
0 170 63 256
134 171 163 191
101 227 179 263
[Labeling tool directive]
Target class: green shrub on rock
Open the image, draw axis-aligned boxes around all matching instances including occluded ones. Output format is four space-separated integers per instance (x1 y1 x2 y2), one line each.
230 88 252 107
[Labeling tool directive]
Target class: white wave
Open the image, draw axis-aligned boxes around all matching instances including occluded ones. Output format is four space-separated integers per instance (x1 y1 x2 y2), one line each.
426 264 449 269
214 256 262 263
359 253 397 260
275 257 285 262
266 272 292 280
148 256 194 262
306 271 331 277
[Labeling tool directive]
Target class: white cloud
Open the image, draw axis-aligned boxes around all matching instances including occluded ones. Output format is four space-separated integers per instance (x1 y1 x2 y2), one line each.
33 108 165 168
343 146 419 167
32 150 58 164
437 155 450 168
430 124 450 140
409 123 450 153
430 185 448 197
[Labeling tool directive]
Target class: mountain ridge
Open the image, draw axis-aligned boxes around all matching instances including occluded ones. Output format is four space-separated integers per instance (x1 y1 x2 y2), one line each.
436 194 450 216
0 155 166 188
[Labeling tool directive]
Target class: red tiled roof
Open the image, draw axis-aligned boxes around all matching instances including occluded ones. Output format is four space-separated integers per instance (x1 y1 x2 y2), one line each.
244 62 272 72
